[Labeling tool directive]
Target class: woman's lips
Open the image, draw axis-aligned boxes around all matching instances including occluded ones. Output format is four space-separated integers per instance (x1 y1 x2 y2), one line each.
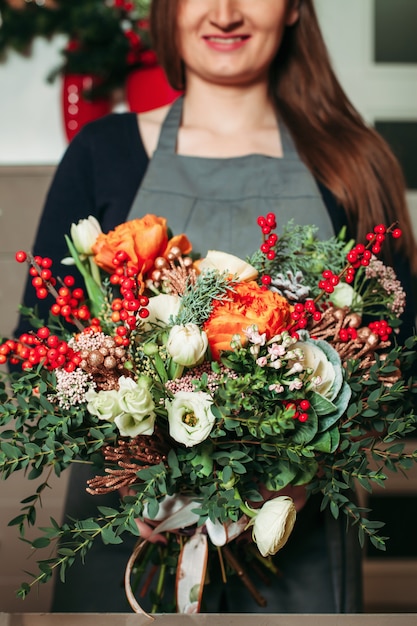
202 35 251 51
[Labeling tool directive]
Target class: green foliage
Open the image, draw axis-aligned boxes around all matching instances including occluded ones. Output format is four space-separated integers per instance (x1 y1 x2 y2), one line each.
249 221 351 298
1 213 417 604
174 270 234 326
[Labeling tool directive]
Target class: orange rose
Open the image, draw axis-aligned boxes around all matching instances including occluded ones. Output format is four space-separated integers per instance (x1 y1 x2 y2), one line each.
203 281 292 360
92 215 191 275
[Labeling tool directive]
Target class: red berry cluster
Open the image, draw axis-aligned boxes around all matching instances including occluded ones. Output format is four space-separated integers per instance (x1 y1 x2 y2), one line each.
0 328 81 372
113 0 134 10
285 399 311 423
15 251 91 326
368 319 392 342
318 269 340 294
257 213 278 286
320 223 402 294
289 300 322 333
107 251 150 344
338 327 358 342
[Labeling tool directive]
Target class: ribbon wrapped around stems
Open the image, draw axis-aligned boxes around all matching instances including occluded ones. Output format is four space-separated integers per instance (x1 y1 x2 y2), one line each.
124 495 252 616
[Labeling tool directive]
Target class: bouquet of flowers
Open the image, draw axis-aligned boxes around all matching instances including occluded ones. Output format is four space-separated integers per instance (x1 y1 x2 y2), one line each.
1 213 416 615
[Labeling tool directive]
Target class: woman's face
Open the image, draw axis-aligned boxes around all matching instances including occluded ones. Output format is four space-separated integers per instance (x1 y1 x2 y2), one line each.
176 0 300 88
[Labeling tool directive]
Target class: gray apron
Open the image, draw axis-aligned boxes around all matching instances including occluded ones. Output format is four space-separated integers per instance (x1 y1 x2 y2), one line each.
127 96 334 257
52 101 362 614
128 97 362 614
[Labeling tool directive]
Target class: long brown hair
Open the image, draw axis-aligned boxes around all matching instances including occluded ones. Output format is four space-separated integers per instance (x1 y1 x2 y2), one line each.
150 0 417 271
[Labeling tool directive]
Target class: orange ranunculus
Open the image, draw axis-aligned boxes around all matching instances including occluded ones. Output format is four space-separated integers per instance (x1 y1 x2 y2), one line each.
92 215 192 275
203 281 293 360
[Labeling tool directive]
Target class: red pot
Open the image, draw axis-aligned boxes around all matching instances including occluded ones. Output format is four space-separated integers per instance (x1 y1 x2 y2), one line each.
126 65 182 113
61 74 113 142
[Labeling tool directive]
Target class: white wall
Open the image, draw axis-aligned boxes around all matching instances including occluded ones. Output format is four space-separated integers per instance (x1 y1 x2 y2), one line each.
0 36 68 164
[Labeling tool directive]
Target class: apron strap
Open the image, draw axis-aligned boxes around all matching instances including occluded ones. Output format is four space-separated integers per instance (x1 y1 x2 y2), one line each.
278 118 299 158
155 96 184 154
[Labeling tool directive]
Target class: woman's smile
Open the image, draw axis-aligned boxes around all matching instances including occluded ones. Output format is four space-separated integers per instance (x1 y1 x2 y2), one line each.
202 34 251 52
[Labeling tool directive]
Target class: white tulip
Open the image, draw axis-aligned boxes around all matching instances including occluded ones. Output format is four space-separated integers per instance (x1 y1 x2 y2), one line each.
167 324 208 367
247 496 296 557
199 250 258 282
166 391 215 447
143 293 181 330
70 216 102 256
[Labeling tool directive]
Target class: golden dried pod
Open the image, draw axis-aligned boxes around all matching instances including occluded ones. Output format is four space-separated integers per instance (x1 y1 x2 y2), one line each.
88 351 105 367
154 257 169 270
366 333 379 347
347 313 362 328
103 337 116 349
79 359 88 370
80 350 90 359
114 347 126 359
151 269 162 282
356 327 372 341
99 347 109 357
169 246 182 259
332 308 345 321
104 356 117 369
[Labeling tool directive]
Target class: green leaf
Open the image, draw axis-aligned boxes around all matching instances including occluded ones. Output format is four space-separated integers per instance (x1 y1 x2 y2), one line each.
1 442 21 459
292 409 318 444
310 430 332 453
31 537 51 549
330 501 340 519
101 526 123 545
292 459 318 486
64 235 105 317
57 548 76 557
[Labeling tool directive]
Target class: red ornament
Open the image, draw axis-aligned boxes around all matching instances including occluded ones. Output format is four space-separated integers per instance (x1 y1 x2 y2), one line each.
126 65 182 113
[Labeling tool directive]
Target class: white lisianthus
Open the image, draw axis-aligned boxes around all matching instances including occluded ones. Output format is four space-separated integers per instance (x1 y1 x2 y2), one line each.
247 496 296 557
166 391 215 447
71 216 102 256
85 387 120 422
143 293 181 330
293 340 336 398
199 250 258 282
167 324 208 367
329 282 362 310
114 376 156 437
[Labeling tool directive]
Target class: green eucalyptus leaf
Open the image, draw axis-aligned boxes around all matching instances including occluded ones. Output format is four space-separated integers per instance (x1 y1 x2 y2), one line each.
292 409 318 444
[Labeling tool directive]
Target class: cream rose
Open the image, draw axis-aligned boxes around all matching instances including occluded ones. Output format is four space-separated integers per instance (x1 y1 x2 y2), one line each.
114 376 156 437
85 387 120 422
329 282 362 310
293 340 336 398
166 391 215 447
199 250 258 282
167 324 208 367
247 496 296 557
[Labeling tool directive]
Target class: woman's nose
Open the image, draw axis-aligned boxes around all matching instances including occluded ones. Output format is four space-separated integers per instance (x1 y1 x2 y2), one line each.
208 0 244 31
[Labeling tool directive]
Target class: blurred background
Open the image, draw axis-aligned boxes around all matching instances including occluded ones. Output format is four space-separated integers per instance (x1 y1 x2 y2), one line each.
0 0 416 614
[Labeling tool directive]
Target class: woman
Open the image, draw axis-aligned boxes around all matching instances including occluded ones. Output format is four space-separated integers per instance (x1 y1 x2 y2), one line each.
15 0 416 614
